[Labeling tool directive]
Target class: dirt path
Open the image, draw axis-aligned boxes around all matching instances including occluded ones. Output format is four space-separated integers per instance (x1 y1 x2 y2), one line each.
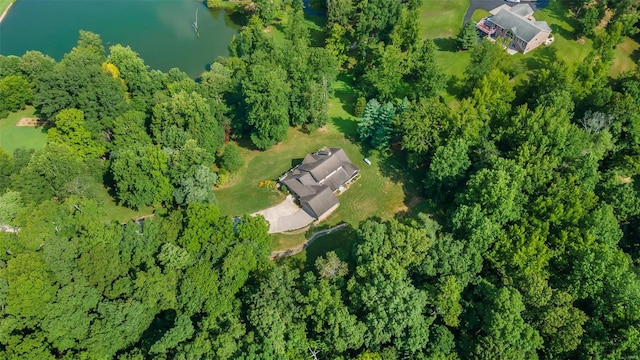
270 223 348 260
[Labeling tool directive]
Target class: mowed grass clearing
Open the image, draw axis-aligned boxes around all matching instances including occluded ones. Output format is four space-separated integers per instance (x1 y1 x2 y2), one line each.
0 107 47 154
419 0 468 39
419 0 470 101
94 185 154 223
0 108 151 223
517 0 593 69
217 77 415 250
471 9 491 23
420 0 634 100
610 36 639 77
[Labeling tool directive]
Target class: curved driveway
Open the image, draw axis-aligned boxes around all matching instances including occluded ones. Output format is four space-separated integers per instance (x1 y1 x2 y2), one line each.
464 0 550 23
253 195 315 234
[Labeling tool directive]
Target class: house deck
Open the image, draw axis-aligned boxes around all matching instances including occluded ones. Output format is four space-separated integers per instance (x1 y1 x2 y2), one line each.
476 19 497 35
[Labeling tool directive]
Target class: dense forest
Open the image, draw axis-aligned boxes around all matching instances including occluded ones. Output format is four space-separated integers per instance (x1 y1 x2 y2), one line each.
1 0 640 358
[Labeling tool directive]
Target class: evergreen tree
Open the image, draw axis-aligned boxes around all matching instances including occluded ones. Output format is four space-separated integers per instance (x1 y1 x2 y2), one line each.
457 21 478 50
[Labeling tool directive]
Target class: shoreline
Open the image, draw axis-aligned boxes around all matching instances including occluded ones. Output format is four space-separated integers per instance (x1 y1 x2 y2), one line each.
0 0 15 25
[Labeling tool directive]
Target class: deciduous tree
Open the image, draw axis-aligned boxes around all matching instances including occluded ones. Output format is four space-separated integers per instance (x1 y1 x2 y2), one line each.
47 108 105 159
110 145 172 209
0 75 32 114
241 62 290 149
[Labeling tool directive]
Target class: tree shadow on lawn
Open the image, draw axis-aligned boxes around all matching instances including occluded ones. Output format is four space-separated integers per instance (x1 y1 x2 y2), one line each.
539 2 581 41
377 148 432 218
445 75 466 99
549 22 578 42
303 14 327 47
523 45 558 71
291 157 304 168
303 224 357 268
631 46 640 64
332 116 358 142
333 88 356 115
230 135 265 152
434 37 458 52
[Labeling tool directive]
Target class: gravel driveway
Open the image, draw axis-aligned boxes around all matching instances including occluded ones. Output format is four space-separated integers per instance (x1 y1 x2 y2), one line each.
464 0 550 23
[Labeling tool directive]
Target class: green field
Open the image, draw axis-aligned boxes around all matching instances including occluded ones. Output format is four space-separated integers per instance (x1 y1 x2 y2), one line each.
218 76 420 250
0 107 47 154
419 0 468 39
419 0 630 100
610 36 640 77
518 1 593 68
471 9 491 23
280 225 357 268
94 185 154 223
419 0 470 101
0 107 151 223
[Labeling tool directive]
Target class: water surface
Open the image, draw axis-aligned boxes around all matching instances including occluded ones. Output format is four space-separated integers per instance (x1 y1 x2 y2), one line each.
0 0 240 77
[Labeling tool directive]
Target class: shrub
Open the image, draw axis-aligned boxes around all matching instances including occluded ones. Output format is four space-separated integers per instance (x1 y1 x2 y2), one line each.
220 143 244 172
354 96 367 117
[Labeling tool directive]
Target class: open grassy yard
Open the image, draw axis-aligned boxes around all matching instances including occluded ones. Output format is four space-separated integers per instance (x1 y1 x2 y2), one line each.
517 1 593 69
471 9 491 23
219 76 420 250
0 108 150 223
610 36 639 77
304 13 327 47
0 107 47 154
419 0 468 39
94 185 154 223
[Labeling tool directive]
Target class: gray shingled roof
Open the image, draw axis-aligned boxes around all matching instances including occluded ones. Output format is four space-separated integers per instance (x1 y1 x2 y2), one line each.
280 147 359 219
510 4 534 18
490 5 551 43
300 187 339 219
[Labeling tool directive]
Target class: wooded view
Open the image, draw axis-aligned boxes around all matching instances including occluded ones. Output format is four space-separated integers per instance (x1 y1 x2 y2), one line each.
0 0 639 358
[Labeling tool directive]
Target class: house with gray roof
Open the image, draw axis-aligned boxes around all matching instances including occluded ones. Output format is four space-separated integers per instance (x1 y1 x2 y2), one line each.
476 4 552 54
279 147 359 220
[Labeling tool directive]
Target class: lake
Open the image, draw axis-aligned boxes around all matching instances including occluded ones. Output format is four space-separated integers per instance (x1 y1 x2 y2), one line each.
0 0 241 78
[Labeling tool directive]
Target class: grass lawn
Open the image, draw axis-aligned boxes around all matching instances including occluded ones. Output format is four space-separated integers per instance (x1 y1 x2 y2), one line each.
302 226 356 265
519 2 593 68
0 107 47 154
219 75 420 250
0 108 150 224
610 36 639 77
276 225 358 271
94 185 154 223
419 0 468 39
471 9 491 23
291 226 357 268
272 232 307 251
304 13 327 47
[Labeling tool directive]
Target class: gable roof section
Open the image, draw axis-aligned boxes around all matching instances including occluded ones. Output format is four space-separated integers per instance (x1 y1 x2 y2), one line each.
510 4 534 17
281 147 359 219
300 187 339 219
298 148 350 183
491 4 551 43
